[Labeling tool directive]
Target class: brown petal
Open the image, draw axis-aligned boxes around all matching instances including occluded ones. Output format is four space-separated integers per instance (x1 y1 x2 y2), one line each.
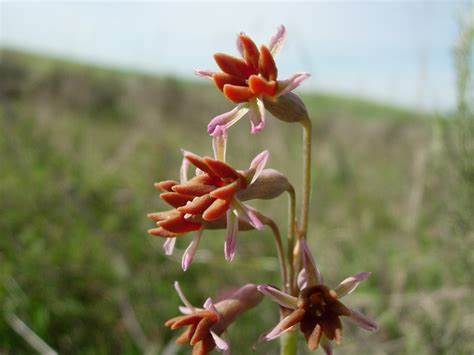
172 183 215 197
158 214 202 234
259 45 278 81
330 299 352 317
320 314 342 341
223 84 255 103
308 324 322 351
176 324 197 345
203 158 240 180
160 192 194 208
213 72 246 92
248 74 277 97
239 34 260 70
192 335 216 355
147 210 178 222
170 311 216 330
209 181 239 200
154 180 178 192
178 195 215 215
190 317 216 345
214 53 255 78
183 152 218 177
147 227 180 239
202 199 231 221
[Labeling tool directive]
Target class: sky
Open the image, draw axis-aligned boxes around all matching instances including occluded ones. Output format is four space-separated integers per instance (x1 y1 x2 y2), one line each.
0 1 470 111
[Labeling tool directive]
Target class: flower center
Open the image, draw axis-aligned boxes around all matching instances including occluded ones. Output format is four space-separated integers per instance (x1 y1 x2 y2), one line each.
298 285 335 318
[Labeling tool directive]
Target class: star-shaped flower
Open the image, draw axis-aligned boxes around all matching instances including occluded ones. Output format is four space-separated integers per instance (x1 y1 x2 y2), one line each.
258 239 377 353
147 150 269 270
165 282 262 355
196 25 310 136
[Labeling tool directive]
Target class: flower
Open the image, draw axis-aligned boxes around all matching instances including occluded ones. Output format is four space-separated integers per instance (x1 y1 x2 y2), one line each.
165 282 263 355
147 150 270 269
196 25 310 136
257 239 377 353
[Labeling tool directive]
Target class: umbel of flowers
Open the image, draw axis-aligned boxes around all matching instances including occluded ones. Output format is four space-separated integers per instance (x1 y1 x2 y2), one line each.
148 25 377 354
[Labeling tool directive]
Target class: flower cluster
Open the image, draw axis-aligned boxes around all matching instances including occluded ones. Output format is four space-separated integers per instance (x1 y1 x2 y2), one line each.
148 25 377 354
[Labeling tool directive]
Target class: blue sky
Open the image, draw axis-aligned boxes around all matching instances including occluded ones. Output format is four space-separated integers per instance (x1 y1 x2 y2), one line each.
0 1 469 111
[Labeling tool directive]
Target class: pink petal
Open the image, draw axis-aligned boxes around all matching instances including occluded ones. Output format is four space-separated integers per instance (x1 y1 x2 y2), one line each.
208 104 249 136
163 238 176 256
233 201 264 230
257 284 298 309
174 281 195 311
248 99 265 134
268 25 287 56
181 230 203 271
347 308 378 331
300 239 323 286
195 69 215 79
178 306 194 314
249 150 269 184
211 331 230 351
236 31 246 57
263 310 304 341
335 272 371 298
203 297 219 315
212 126 228 162
180 149 192 183
297 268 308 290
224 211 239 262
276 72 311 97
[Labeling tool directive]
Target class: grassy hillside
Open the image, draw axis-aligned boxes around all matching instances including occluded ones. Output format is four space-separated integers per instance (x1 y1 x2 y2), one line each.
0 48 472 354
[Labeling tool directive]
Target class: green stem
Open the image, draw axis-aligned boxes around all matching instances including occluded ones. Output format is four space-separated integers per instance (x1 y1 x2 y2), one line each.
286 186 297 294
299 116 312 240
280 331 298 355
258 213 289 290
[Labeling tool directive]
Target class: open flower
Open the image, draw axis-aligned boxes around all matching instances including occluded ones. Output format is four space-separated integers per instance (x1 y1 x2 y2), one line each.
147 150 270 269
166 282 263 355
196 25 310 136
258 239 377 353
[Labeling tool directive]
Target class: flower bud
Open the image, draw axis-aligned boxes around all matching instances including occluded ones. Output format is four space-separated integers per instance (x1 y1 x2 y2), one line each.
237 169 291 201
263 92 309 123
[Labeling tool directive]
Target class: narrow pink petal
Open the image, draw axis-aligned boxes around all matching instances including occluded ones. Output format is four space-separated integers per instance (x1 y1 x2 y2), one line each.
212 126 228 162
174 281 195 311
224 211 239 262
248 99 265 134
233 201 264 230
195 69 215 79
211 331 230 351
335 272 371 298
163 238 176 256
297 268 308 291
203 297 219 315
181 229 203 271
347 308 378 331
180 149 192 183
276 72 311 97
179 306 193 315
300 239 323 286
257 284 298 309
208 104 249 135
263 310 304 341
249 150 269 184
268 25 287 56
236 31 245 57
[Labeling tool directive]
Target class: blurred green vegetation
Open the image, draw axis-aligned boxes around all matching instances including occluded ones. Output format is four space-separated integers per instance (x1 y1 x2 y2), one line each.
0 48 472 354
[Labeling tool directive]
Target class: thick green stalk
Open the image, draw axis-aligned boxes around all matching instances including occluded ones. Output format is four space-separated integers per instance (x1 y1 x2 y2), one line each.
287 186 297 294
299 116 312 240
280 331 298 355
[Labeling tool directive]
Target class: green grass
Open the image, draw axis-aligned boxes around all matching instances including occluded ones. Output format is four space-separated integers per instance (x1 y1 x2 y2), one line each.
0 48 472 354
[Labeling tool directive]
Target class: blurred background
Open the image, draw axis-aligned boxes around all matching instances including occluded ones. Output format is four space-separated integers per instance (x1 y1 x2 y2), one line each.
0 1 473 354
